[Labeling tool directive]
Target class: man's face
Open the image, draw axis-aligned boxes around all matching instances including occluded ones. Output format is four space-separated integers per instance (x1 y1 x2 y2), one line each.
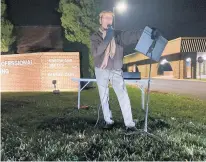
101 14 113 30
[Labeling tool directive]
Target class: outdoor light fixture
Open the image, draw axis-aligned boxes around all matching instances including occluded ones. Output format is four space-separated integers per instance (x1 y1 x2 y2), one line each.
186 58 191 62
115 1 127 13
52 80 57 89
160 59 168 65
52 80 60 94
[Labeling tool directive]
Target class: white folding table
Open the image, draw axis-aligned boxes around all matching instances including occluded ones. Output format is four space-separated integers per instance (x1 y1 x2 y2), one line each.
72 78 150 110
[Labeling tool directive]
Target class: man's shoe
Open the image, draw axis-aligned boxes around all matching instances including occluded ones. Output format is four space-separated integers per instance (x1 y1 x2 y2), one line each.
126 126 139 133
102 122 114 129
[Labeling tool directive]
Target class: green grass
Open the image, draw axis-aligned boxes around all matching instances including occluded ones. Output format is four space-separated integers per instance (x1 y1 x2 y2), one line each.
199 79 206 82
1 86 206 161
193 78 206 82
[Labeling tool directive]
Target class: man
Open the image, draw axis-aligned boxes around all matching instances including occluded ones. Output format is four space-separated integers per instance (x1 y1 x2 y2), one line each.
90 11 140 132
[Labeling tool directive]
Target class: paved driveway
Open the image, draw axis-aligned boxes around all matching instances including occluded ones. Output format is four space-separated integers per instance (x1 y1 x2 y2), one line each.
150 79 206 100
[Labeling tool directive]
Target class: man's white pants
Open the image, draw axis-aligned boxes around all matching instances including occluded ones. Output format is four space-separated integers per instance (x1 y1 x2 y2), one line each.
95 67 135 127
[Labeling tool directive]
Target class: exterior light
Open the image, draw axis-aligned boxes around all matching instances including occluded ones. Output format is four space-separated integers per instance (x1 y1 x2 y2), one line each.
186 58 191 62
115 2 127 13
160 59 168 65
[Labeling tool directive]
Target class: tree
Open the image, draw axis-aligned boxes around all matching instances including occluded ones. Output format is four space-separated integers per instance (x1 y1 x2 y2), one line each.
1 0 15 53
58 0 100 79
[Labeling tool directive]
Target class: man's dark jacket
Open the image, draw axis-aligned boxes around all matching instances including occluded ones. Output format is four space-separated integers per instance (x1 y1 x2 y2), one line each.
90 30 140 70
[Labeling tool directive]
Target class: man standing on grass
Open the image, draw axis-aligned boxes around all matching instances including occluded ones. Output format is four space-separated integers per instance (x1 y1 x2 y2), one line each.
90 11 140 132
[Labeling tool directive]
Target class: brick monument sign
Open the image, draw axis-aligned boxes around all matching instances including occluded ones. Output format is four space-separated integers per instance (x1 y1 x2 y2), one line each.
1 52 80 92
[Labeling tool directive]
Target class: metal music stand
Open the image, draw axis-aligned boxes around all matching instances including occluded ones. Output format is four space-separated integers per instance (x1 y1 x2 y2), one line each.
134 26 168 137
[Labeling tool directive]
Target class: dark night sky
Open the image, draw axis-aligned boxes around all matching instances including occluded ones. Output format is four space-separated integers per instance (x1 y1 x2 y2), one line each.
6 0 206 40
6 0 61 25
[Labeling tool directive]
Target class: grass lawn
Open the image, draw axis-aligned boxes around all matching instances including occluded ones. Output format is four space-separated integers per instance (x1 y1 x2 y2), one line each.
198 79 206 82
1 86 206 161
192 79 206 82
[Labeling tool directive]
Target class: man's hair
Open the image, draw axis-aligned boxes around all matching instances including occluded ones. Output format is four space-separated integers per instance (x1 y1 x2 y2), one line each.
99 11 114 25
99 11 114 18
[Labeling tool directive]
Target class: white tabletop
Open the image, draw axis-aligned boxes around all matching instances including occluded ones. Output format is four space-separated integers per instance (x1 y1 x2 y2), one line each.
72 78 149 85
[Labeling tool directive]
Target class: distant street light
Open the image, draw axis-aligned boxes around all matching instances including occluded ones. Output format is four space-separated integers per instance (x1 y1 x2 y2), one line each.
113 1 127 29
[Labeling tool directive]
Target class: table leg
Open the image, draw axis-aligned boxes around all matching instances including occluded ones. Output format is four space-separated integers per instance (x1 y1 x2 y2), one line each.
77 81 91 109
78 81 81 109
